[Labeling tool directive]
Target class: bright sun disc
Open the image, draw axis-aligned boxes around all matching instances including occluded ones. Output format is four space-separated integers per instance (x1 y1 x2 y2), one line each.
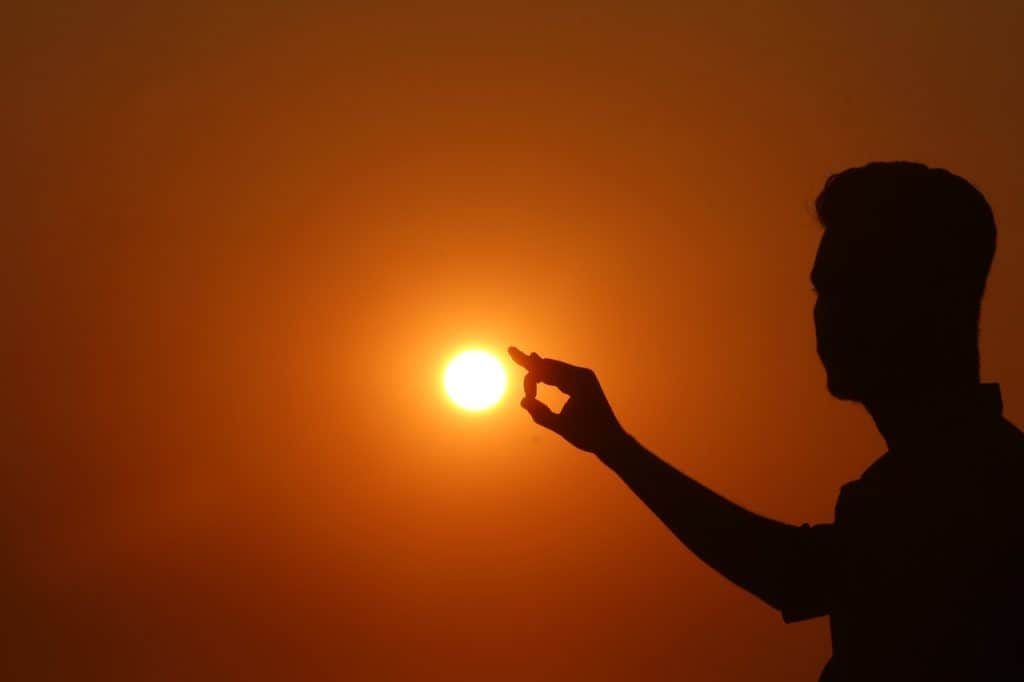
444 350 507 411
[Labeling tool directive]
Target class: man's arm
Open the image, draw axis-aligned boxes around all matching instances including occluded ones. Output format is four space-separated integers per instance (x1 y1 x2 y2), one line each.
597 431 831 615
509 347 833 618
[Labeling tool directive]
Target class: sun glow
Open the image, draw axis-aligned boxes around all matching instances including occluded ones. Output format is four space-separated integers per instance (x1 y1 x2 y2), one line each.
444 349 507 411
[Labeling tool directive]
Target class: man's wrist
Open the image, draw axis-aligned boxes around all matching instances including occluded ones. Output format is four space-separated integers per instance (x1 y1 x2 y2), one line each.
594 428 637 464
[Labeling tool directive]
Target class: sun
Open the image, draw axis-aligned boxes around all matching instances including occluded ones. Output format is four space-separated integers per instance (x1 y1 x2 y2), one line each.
444 349 507 411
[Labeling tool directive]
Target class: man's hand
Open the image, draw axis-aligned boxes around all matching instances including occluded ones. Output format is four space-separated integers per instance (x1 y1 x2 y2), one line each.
508 350 805 619
508 346 628 454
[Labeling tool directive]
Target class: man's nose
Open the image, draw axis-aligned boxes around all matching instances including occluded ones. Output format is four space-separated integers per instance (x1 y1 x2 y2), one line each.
813 297 826 329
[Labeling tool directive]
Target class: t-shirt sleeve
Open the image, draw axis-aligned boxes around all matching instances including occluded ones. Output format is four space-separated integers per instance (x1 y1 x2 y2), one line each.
778 522 837 624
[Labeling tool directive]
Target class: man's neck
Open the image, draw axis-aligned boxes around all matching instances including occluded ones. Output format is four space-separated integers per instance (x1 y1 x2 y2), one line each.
863 381 985 451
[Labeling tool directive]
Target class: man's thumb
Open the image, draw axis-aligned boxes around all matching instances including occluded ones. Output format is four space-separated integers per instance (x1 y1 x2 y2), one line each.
520 397 560 431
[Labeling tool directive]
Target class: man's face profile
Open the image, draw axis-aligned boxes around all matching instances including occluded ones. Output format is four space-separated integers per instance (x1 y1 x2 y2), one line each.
813 230 867 401
811 227 913 402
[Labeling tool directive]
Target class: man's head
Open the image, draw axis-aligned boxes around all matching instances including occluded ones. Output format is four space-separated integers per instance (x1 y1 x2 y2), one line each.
811 162 996 402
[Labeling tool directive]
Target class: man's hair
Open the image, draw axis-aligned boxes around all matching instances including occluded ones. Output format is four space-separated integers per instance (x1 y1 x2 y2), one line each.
815 161 996 300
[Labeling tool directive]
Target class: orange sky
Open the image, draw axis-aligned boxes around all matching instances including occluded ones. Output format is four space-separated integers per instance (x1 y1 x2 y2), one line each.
8 2 1024 680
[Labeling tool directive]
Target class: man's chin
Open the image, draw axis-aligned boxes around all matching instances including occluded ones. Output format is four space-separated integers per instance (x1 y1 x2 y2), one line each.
826 376 871 402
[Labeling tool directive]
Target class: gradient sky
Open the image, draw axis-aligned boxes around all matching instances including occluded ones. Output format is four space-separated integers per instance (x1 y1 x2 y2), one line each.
8 2 1024 680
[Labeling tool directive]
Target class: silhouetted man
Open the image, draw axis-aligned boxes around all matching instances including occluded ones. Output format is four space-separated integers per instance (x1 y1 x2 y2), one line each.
511 162 1023 681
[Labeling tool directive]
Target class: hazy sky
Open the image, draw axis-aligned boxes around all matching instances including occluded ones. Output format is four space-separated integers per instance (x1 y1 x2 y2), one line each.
8 2 1024 680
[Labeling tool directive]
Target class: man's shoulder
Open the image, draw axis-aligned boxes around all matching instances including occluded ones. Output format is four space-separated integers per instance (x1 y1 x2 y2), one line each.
968 417 1024 477
929 417 1024 527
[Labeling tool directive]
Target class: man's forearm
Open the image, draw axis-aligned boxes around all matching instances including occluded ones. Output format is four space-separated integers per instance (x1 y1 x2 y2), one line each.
596 433 809 612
